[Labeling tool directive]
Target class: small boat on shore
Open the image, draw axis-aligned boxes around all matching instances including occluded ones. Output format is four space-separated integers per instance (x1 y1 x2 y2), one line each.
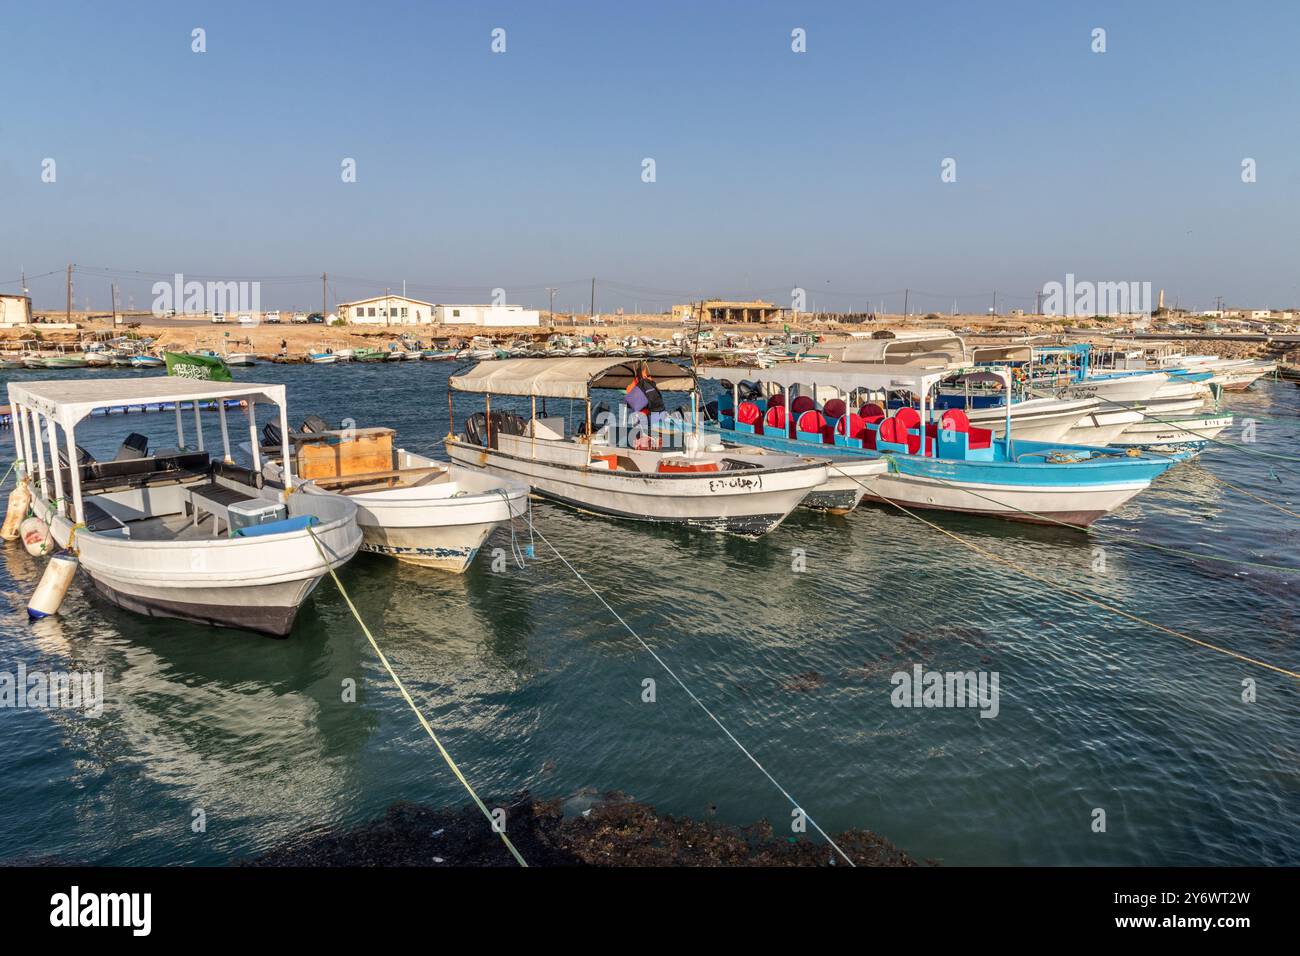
446 358 830 536
264 422 530 572
6 376 363 636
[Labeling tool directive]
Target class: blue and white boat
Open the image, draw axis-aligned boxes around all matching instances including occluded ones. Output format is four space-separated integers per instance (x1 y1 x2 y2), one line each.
696 362 1182 528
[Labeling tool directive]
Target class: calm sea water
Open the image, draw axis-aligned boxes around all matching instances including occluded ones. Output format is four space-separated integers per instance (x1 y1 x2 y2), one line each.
0 362 1296 866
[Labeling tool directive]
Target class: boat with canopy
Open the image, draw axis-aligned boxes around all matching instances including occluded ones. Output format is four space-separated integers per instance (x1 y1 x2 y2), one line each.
446 357 834 535
6 377 362 636
696 361 1181 528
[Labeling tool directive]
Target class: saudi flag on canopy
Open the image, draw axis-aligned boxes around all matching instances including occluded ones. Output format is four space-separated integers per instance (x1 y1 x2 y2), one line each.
164 351 233 382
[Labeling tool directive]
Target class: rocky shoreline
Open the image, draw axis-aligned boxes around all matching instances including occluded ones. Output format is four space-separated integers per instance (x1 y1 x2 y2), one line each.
244 792 922 867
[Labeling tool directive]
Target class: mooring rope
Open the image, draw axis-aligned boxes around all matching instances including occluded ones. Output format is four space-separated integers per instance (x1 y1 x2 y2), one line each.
528 522 858 866
306 526 528 867
829 464 1300 681
872 457 1300 575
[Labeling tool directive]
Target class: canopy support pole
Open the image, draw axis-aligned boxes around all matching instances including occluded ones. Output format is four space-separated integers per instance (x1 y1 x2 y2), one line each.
217 402 232 462
192 401 205 452
175 404 185 450
531 396 536 459
65 422 84 526
247 401 261 472
278 401 293 492
585 398 592 463
31 409 48 495
10 402 26 481
46 415 65 518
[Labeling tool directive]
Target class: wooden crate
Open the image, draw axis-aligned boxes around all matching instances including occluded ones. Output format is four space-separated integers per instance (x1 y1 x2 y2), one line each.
295 427 395 480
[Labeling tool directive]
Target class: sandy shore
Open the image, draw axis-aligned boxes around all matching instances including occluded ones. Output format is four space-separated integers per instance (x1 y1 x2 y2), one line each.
1 311 1280 361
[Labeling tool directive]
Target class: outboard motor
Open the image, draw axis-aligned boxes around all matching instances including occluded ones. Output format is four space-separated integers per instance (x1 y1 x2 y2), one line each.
113 433 149 462
299 414 330 434
262 421 283 447
737 380 762 402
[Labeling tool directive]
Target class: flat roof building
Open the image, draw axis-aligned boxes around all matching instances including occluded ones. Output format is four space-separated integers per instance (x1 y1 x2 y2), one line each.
338 294 436 325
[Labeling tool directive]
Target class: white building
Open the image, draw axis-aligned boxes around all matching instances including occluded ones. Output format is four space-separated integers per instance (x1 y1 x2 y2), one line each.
338 294 436 326
0 294 32 327
433 304 540 327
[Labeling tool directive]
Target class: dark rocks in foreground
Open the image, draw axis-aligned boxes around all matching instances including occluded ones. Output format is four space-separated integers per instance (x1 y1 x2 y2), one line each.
245 792 920 867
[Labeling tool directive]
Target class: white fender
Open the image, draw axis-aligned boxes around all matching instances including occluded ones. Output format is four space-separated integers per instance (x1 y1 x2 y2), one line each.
28 551 78 619
1 480 31 541
20 515 51 557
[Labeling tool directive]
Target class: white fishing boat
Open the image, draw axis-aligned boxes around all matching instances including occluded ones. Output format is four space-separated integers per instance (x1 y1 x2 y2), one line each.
263 424 529 572
1062 407 1146 445
446 358 830 536
1109 411 1235 447
225 351 258 366
6 377 363 636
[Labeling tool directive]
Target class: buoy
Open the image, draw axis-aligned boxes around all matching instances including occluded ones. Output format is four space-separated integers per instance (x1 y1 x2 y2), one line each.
1 480 31 540
28 550 78 619
20 515 51 557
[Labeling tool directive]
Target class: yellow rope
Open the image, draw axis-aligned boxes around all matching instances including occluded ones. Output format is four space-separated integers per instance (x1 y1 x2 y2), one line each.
1196 469 1300 520
306 527 528 866
833 464 1300 681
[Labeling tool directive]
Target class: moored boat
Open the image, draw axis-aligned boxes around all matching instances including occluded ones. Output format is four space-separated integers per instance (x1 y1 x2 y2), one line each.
6 376 363 636
265 422 530 572
697 361 1181 528
446 358 830 536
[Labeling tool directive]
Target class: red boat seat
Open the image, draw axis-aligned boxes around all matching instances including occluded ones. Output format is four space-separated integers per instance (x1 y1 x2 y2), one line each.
796 410 831 443
736 401 762 425
941 408 992 449
860 402 887 423
790 395 816 417
894 407 921 431
823 398 847 420
764 405 787 432
766 393 785 409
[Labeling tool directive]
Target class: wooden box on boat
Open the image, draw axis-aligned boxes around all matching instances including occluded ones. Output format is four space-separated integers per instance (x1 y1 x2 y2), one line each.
294 427 394 480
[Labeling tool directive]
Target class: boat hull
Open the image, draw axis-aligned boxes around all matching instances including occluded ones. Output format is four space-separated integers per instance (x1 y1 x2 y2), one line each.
299 464 529 573
49 497 361 638
860 471 1150 528
446 437 826 537
1111 414 1233 447
85 573 321 635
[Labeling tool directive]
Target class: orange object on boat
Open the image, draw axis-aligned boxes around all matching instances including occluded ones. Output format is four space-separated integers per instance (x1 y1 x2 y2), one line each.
589 453 619 470
657 458 719 473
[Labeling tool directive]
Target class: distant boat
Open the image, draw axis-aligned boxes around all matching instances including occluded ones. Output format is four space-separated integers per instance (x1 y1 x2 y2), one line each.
226 352 258 366
307 352 338 365
129 354 165 368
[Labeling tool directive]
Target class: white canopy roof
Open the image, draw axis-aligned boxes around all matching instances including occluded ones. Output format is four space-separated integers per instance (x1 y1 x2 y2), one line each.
450 357 696 399
695 361 1010 397
6 377 286 429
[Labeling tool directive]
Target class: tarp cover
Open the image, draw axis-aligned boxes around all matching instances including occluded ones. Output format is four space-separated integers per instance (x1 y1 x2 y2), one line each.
694 361 1008 397
450 357 695 399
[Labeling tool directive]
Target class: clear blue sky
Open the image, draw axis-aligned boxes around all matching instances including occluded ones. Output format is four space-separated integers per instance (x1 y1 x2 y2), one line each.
3 0 1297 314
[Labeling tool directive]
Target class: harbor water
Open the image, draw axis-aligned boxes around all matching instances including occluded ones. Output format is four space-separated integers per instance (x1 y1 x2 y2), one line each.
0 363 1297 866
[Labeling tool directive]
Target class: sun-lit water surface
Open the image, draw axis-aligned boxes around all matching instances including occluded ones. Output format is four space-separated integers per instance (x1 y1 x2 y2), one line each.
0 362 1296 866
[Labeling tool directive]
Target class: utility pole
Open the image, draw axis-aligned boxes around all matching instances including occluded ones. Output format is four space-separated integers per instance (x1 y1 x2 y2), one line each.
111 283 118 325
322 272 328 322
903 288 909 318
992 290 997 316
65 263 73 321
589 278 596 321
546 287 557 328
